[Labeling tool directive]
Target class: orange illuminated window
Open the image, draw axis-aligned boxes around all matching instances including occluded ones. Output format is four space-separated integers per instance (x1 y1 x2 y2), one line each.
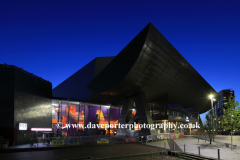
132 110 136 116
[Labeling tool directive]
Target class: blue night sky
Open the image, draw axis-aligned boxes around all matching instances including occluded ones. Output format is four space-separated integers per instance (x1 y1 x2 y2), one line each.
1 0 240 123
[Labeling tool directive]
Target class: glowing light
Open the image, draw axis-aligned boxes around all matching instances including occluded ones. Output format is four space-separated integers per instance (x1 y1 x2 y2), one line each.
31 128 52 131
209 95 213 99
19 123 27 130
103 105 110 108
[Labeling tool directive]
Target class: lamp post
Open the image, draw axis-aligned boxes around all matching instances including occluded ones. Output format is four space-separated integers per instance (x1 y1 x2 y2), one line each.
210 95 215 142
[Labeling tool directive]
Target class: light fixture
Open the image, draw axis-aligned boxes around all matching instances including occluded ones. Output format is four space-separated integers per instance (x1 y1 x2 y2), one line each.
103 105 110 108
19 123 27 130
31 128 52 131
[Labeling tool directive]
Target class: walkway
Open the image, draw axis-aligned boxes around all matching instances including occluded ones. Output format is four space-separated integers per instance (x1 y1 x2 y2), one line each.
146 137 240 160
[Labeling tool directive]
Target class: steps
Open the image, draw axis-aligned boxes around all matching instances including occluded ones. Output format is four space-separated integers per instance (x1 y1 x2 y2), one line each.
177 152 217 160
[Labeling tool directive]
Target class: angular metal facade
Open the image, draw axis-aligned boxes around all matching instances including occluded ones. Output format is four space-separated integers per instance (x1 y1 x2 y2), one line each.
87 23 219 114
52 57 121 104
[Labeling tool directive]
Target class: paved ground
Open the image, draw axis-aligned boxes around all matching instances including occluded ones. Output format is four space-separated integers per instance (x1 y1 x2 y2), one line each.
214 136 240 146
4 136 240 160
1 144 167 160
117 155 184 160
147 136 240 160
9 143 47 149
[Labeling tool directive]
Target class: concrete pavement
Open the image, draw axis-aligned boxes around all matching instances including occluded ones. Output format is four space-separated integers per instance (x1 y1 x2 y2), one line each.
146 136 240 160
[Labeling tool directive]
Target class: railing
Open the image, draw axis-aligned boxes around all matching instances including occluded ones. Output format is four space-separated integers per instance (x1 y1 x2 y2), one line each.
29 133 191 148
29 136 127 147
30 138 50 147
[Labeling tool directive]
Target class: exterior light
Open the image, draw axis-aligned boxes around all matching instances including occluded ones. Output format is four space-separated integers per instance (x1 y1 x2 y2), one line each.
31 128 52 131
103 105 110 108
19 123 27 130
209 94 215 141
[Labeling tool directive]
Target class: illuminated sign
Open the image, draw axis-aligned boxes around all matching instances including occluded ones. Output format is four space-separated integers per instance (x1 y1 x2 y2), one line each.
19 123 27 130
30 128 52 131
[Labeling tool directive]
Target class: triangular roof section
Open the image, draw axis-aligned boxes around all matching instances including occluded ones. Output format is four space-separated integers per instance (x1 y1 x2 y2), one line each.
87 23 218 113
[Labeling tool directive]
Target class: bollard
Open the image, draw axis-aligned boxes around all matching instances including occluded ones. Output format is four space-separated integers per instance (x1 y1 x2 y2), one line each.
162 150 163 160
218 148 220 160
164 142 166 149
173 142 175 151
171 151 172 159
198 138 199 143
205 137 206 142
184 144 185 153
198 146 200 156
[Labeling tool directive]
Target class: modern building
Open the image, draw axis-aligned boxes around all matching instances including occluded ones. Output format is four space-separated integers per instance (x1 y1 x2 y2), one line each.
52 23 219 139
0 23 219 144
0 64 52 145
214 89 234 117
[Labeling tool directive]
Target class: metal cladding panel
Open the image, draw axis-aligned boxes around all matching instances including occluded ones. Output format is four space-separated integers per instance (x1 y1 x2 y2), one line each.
0 67 14 143
0 64 52 145
53 57 115 102
13 68 52 144
93 57 115 78
87 25 150 93
88 23 218 114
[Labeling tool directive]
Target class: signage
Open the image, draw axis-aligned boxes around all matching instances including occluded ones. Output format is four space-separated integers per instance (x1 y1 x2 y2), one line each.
68 139 80 145
97 138 109 144
170 134 175 139
19 123 27 130
52 139 64 146
125 137 137 143
175 134 179 138
179 133 184 138
147 135 152 141
158 134 164 139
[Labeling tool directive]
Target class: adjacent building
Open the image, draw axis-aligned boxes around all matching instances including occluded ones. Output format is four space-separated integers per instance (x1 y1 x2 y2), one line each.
0 64 52 145
214 89 234 117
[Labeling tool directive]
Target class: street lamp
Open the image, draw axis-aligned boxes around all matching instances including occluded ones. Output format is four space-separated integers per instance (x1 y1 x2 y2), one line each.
209 95 215 142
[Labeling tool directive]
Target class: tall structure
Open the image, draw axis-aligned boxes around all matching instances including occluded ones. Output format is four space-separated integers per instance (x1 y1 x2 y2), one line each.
214 89 235 117
0 64 52 145
53 23 219 139
0 23 220 144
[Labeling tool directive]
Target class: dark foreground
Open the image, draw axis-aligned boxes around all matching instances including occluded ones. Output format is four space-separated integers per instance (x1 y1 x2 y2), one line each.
0 144 183 160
